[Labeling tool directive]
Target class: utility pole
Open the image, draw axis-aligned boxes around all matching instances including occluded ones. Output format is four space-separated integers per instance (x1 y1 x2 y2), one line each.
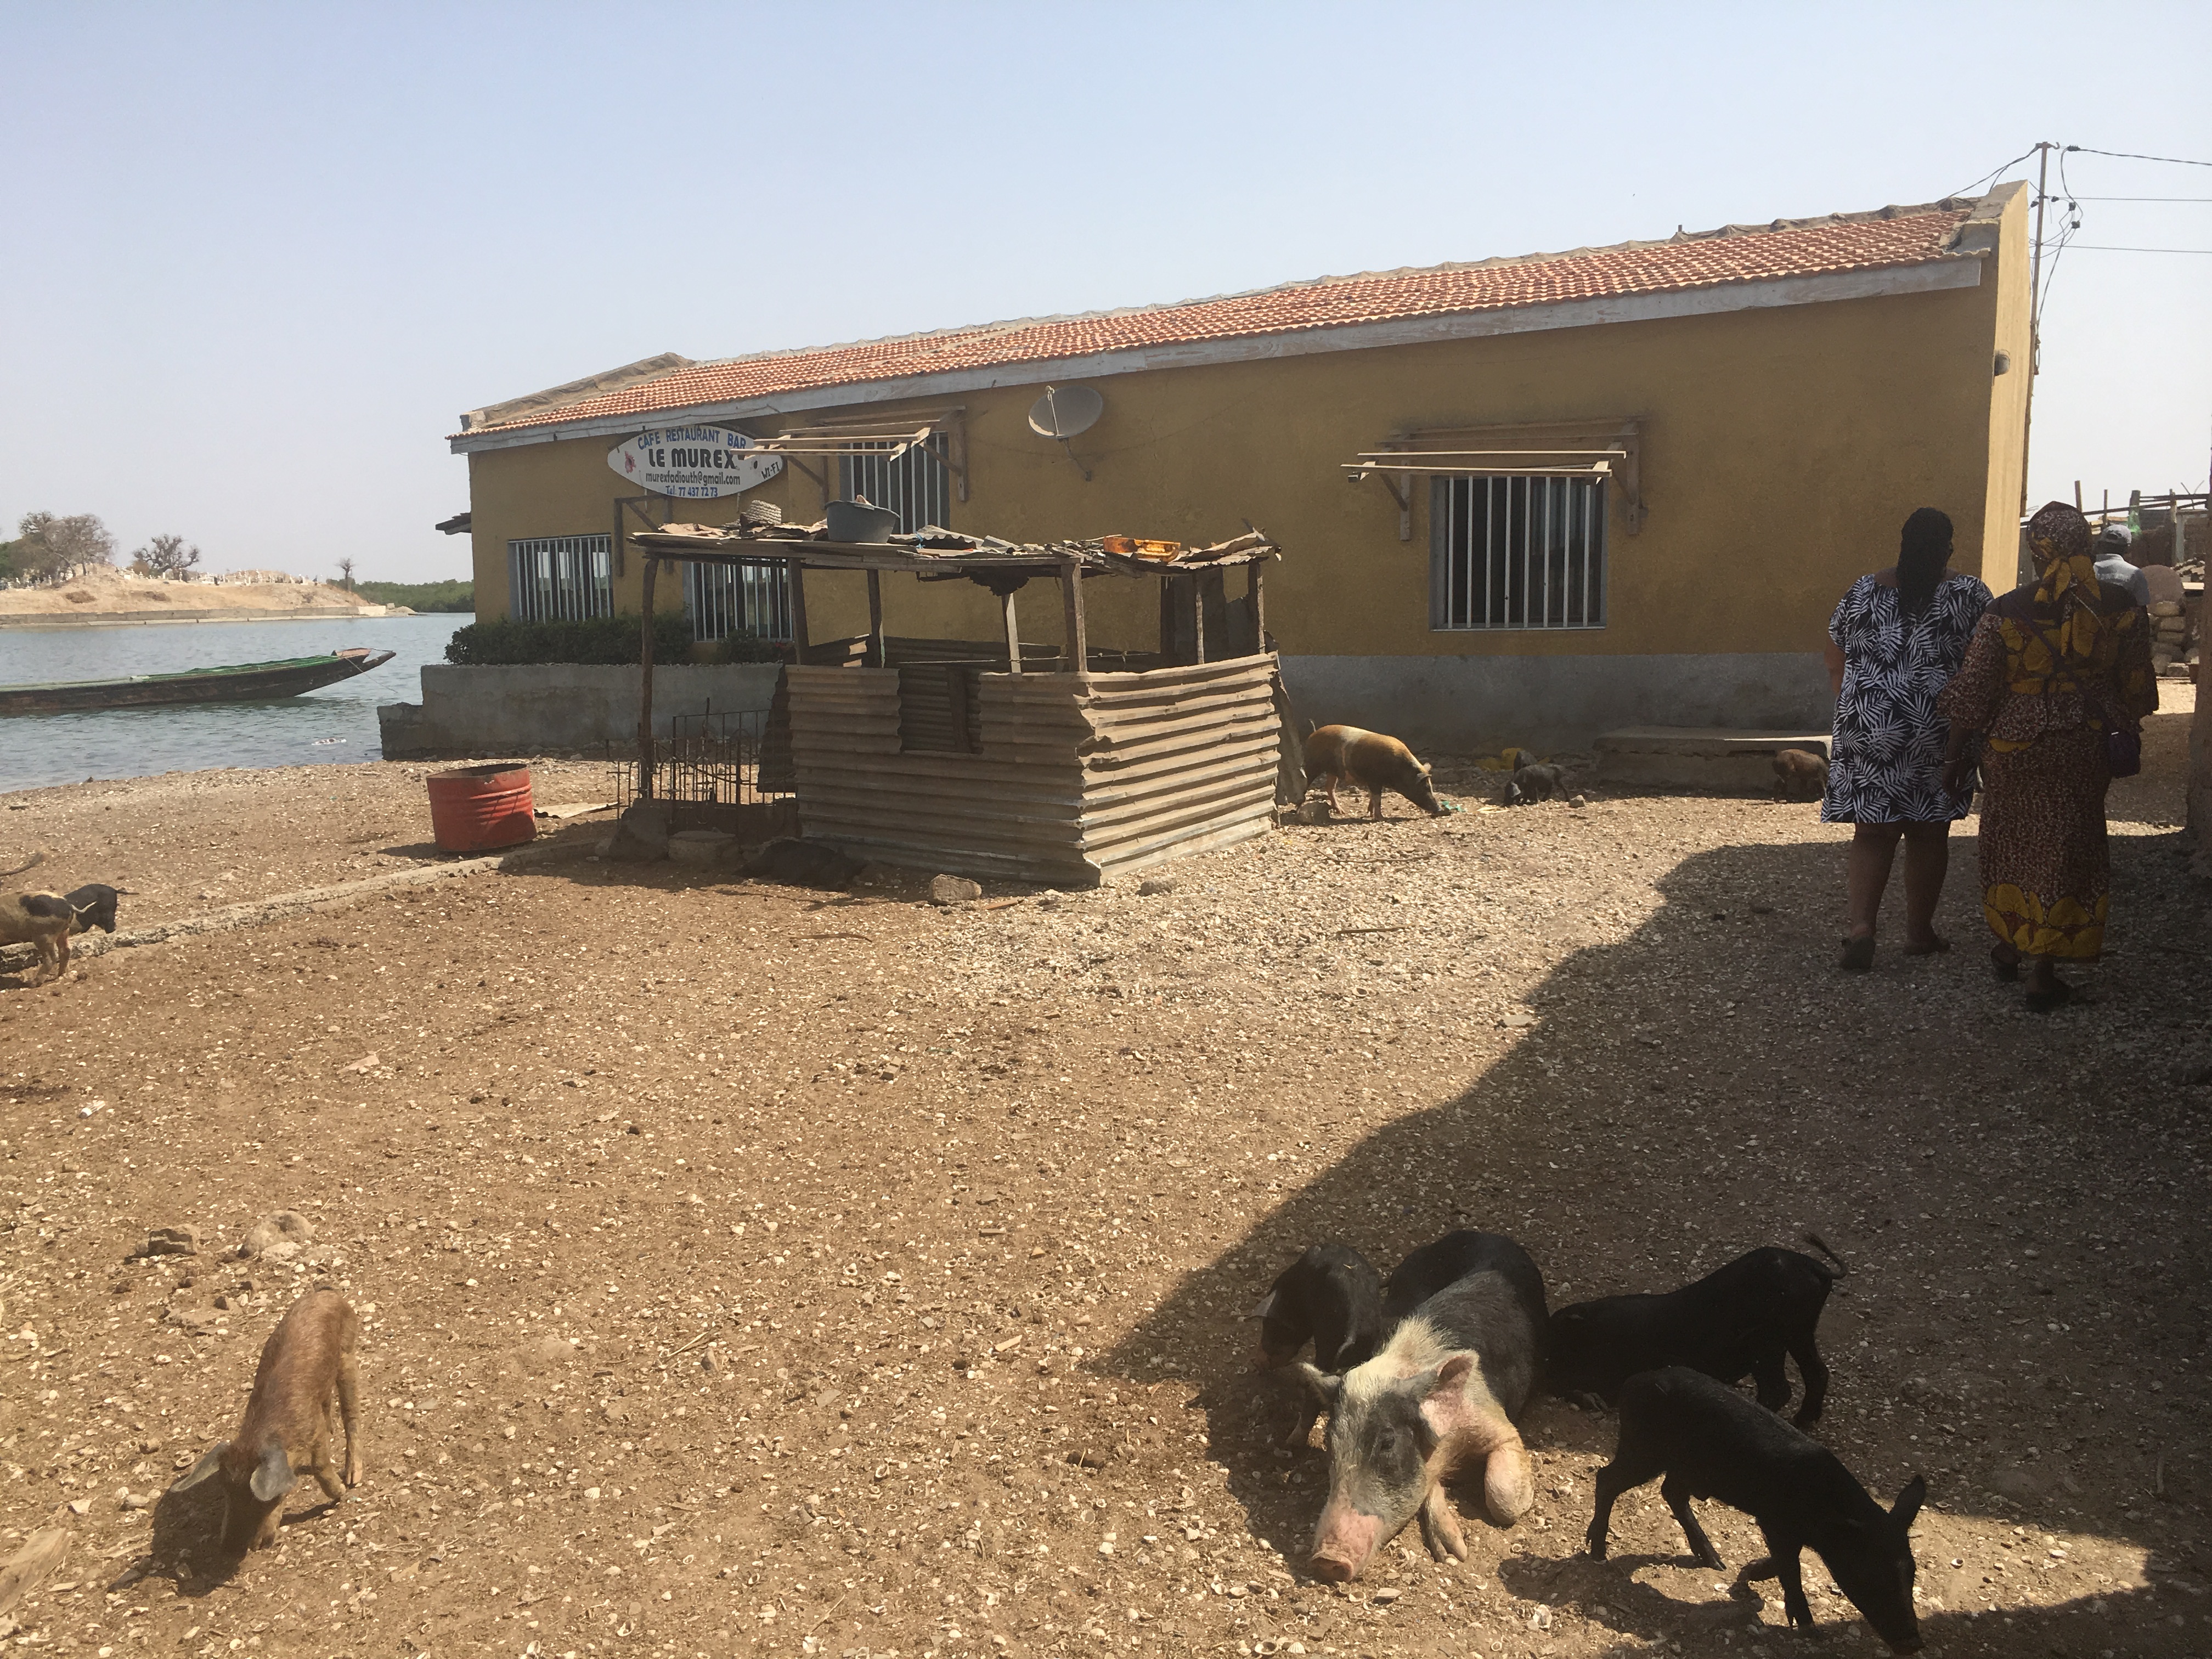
2020 140 2052 516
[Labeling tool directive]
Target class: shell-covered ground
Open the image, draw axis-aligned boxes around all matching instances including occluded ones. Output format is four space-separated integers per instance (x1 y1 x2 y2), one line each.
1 684 2205 1658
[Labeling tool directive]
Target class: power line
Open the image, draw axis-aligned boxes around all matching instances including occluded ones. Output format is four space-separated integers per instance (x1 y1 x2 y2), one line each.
2065 244 2212 253
2067 144 2212 168
2065 195 2212 202
1948 146 2039 201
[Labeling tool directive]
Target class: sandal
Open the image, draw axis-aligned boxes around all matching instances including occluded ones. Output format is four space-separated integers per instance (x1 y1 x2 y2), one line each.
2024 980 2073 1014
1838 935 1875 972
1902 934 1952 956
1990 945 2021 983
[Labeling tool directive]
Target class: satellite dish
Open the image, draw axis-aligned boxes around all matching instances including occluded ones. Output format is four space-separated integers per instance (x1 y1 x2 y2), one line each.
1028 384 1103 441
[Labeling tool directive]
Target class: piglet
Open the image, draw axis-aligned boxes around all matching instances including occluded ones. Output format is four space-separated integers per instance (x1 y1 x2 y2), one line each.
170 1288 363 1550
1295 1238 1547 1580
1773 748 1829 802
1251 1242 1385 1373
1548 1239 1844 1425
1588 1367 1923 1654
1304 725 1448 819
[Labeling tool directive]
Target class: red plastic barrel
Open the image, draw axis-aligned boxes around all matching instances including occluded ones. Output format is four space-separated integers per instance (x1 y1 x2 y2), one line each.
426 762 536 853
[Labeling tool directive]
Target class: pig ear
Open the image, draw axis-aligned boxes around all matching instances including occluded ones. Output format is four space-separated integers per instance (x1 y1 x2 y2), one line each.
1291 1362 1342 1404
168 1444 229 1493
1418 1354 1479 1440
1245 1291 1279 1322
1890 1475 1926 1533
249 1438 297 1504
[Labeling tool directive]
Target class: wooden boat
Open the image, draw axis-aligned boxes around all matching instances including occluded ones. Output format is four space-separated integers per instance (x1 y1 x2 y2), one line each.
0 647 396 715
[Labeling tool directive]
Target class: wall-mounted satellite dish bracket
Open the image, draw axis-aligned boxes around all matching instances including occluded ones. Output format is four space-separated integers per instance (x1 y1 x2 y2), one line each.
1027 384 1103 483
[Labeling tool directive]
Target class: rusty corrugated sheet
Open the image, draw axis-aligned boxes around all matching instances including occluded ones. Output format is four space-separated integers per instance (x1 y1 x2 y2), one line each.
785 654 1280 884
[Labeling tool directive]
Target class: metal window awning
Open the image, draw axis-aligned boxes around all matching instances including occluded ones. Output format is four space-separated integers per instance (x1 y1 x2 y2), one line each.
1343 449 1621 478
738 409 969 504
1345 419 1645 540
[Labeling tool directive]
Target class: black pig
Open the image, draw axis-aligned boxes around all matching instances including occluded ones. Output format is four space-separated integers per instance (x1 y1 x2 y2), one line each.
1588 1367 1924 1653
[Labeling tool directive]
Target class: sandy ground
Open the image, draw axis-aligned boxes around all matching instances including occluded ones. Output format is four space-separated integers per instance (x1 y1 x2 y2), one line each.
0 567 394 625
0 685 2205 1659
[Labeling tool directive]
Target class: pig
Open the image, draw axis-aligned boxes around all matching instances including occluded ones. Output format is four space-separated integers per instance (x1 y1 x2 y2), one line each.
1504 762 1568 806
1547 1238 1846 1425
1251 1243 1387 1447
1773 748 1829 802
1381 1229 1547 1330
1250 1242 1386 1373
1303 724 1447 819
1295 1238 1547 1580
1587 1367 1925 1654
170 1288 363 1550
62 883 123 935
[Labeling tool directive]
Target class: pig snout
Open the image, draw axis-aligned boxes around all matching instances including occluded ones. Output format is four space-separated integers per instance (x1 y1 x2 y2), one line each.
1307 1502 1384 1582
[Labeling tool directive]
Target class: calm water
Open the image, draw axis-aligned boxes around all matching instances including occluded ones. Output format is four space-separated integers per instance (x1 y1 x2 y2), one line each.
0 613 468 793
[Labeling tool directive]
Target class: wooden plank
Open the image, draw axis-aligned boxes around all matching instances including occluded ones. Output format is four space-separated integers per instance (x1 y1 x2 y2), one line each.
1060 561 1088 674
1002 588 1023 675
786 557 811 658
637 555 658 799
1249 566 1267 654
866 569 885 668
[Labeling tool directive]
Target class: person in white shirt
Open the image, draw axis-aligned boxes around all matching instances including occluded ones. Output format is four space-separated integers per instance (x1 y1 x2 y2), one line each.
2092 525 2151 607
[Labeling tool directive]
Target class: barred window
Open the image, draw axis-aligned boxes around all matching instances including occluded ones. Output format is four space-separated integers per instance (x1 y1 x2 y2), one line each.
508 534 612 623
1430 476 1606 630
686 560 792 645
840 437 951 532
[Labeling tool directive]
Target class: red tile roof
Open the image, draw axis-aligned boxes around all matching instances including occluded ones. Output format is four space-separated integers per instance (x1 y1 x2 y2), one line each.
459 201 1980 439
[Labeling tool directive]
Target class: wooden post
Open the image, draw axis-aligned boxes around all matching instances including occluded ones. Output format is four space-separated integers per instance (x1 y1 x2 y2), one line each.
637 556 658 798
866 569 885 668
1002 585 1023 675
1249 564 1267 655
1060 561 1087 673
1190 568 1206 664
786 557 811 664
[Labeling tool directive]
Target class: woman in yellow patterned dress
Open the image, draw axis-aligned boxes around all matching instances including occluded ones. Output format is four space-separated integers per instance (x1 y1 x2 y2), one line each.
1937 501 2156 1011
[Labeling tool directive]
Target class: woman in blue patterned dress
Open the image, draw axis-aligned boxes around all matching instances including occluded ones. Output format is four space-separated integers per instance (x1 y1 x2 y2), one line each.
1822 507 1991 970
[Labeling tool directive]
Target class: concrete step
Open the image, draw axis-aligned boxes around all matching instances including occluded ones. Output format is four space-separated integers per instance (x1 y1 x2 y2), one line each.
1594 725 1832 792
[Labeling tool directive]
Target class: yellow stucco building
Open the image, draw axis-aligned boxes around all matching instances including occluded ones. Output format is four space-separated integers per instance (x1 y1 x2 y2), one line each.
446 184 2029 750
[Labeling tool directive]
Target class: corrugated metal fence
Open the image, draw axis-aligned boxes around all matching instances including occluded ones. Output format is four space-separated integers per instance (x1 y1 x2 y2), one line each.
786 655 1282 884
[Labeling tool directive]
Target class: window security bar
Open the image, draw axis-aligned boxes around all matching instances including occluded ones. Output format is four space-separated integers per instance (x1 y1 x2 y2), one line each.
1430 474 1607 633
507 534 613 623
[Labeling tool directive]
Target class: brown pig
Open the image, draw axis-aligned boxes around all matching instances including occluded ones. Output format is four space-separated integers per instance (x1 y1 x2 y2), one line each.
1773 748 1829 803
1304 725 1448 819
170 1288 363 1550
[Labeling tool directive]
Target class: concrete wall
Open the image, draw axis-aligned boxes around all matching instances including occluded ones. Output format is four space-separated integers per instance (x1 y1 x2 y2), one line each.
377 663 781 758
1280 650 1830 754
459 191 2027 747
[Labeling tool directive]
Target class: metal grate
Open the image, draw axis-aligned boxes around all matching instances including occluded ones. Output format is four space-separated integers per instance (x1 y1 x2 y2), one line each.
509 534 613 622
685 558 792 644
610 708 795 835
1430 476 1606 630
840 438 951 532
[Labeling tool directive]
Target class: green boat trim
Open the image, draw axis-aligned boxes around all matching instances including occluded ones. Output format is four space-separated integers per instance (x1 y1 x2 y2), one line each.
0 647 396 715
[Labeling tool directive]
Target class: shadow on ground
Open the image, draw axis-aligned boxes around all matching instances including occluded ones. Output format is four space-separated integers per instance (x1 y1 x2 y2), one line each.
1104 820 2209 1647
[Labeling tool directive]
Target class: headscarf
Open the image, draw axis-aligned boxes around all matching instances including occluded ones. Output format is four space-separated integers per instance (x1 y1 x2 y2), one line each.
1895 506 1953 618
2024 500 2107 670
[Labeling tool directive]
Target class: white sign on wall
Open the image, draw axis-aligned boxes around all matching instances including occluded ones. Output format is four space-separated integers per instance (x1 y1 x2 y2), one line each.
607 426 783 499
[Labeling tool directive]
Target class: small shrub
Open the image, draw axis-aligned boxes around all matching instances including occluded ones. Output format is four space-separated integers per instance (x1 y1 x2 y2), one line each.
445 613 695 666
716 628 786 665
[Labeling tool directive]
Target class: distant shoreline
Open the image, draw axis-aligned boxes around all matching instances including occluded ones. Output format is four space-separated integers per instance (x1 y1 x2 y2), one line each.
0 607 422 630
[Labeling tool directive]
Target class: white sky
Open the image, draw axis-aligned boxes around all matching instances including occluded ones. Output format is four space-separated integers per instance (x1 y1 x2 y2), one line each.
4 2 2208 583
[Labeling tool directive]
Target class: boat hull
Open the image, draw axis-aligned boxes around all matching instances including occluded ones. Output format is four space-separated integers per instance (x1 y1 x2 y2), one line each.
0 649 397 715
